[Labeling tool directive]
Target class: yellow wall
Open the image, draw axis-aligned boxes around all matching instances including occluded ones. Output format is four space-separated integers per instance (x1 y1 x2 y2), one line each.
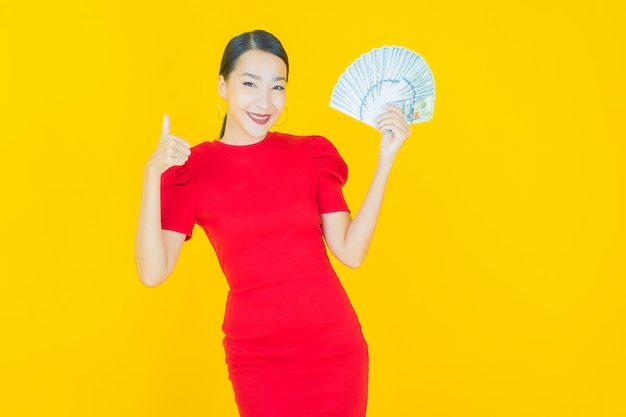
1 0 624 416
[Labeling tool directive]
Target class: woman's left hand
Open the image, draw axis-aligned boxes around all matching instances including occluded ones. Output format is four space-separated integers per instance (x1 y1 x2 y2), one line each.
374 104 411 161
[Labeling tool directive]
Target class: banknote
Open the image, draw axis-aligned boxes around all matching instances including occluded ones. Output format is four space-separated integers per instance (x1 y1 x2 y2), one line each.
387 95 434 123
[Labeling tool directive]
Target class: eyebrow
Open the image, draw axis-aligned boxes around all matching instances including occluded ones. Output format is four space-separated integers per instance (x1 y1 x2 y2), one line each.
241 72 286 82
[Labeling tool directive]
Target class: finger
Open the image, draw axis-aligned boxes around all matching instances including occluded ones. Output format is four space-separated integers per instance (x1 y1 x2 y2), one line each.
382 104 402 114
375 116 397 129
165 156 187 166
166 152 189 167
377 120 409 138
168 140 192 156
381 104 405 119
167 134 191 149
378 125 400 137
375 116 404 131
161 114 170 139
376 113 411 133
374 106 403 125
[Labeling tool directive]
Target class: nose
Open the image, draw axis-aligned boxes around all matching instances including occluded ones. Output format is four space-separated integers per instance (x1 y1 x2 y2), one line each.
255 89 269 111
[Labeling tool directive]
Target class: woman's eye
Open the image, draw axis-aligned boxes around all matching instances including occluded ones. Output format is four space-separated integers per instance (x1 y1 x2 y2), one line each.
244 82 255 87
273 85 285 90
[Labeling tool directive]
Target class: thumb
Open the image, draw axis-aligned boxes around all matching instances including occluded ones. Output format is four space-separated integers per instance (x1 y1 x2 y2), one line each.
161 114 170 139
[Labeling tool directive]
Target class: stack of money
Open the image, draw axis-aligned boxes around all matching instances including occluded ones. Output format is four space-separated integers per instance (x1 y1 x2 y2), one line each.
329 45 435 127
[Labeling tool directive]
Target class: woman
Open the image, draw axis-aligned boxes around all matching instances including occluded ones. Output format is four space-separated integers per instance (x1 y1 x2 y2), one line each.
135 29 410 417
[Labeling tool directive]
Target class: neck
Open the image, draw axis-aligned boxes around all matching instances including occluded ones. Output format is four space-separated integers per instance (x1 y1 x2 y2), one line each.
220 123 268 146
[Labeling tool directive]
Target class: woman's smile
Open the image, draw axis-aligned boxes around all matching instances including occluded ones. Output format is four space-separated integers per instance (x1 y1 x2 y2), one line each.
247 112 271 124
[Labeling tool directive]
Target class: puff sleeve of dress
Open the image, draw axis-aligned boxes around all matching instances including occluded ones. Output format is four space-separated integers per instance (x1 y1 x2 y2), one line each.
306 135 350 214
160 162 197 240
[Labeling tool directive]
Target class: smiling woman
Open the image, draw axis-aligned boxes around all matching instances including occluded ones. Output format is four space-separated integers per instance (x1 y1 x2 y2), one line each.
134 29 412 417
217 30 289 142
217 49 287 144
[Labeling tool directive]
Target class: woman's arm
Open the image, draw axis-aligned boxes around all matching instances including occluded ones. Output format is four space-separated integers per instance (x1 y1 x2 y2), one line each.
134 115 191 287
321 105 411 268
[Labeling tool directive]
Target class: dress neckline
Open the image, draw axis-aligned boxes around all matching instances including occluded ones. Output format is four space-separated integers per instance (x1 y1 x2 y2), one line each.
213 131 275 151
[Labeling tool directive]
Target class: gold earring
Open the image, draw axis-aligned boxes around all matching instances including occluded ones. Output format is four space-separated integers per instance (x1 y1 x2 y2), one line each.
217 100 227 120
274 107 288 126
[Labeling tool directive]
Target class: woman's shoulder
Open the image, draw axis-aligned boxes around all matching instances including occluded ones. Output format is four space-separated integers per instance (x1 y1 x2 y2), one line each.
271 132 348 179
190 140 215 154
271 132 345 169
271 131 337 150
185 140 219 164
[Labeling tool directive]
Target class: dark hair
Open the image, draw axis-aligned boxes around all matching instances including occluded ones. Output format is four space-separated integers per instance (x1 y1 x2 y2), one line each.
218 30 289 139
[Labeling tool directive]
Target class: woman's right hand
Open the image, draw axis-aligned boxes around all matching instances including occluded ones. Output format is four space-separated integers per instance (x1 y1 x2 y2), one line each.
135 114 190 287
145 114 191 176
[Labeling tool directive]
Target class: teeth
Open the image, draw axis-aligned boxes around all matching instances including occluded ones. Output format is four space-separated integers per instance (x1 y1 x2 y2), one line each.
249 113 270 121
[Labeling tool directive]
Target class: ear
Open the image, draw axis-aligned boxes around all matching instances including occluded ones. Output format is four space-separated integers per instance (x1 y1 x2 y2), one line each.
217 75 227 99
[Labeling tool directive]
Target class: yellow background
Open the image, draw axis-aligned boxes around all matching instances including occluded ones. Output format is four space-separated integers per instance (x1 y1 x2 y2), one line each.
1 0 624 416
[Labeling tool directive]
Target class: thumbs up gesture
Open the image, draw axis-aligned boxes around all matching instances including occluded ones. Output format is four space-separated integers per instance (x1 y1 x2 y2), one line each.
146 115 192 176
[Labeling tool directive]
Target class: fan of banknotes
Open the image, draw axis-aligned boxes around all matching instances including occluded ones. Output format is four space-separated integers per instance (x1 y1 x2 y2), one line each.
329 45 435 128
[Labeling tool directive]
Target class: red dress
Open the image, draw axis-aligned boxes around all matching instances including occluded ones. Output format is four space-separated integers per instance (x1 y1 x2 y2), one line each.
160 131 369 417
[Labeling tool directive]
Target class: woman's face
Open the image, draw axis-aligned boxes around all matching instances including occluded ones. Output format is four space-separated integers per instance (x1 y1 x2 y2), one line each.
218 49 287 142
